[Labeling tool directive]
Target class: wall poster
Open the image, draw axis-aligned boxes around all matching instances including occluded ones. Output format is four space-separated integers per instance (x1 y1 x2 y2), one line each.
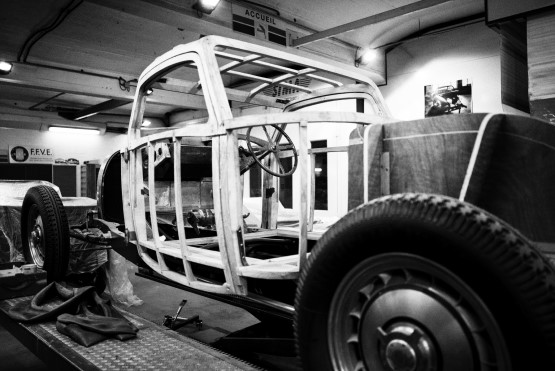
424 79 472 117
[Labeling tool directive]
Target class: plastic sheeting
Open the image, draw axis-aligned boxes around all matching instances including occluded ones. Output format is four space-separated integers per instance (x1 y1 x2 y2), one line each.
0 180 142 307
0 180 62 205
68 239 109 275
103 250 143 307
0 206 23 262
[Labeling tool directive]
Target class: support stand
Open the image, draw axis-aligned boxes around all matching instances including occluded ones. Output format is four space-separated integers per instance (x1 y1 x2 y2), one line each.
163 299 203 330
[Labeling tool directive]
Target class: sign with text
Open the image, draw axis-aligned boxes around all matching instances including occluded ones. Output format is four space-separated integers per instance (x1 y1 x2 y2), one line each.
232 4 288 46
9 145 54 164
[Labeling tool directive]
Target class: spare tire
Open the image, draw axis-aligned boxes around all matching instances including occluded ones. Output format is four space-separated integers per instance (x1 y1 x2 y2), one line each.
295 193 555 371
21 185 70 282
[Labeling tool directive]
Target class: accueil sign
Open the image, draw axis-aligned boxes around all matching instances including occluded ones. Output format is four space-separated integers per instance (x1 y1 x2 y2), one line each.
232 4 288 45
9 145 54 164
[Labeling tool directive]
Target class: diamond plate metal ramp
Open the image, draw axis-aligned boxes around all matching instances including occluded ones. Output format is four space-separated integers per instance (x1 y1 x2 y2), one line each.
0 297 262 371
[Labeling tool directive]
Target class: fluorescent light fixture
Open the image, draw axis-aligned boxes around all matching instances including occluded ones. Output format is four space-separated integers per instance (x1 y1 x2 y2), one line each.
49 126 100 135
0 61 13 75
74 112 98 121
142 119 151 127
193 0 221 14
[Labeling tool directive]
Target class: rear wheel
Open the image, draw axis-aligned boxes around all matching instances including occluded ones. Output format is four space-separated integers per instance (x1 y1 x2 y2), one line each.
21 185 70 282
295 193 555 371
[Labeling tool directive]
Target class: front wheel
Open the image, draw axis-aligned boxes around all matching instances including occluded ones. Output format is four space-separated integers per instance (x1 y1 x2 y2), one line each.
295 193 555 371
21 185 70 282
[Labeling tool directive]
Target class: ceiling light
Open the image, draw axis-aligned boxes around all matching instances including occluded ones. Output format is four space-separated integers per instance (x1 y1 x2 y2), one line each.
49 126 100 135
355 48 379 67
142 119 151 127
74 112 98 121
0 61 13 75
193 0 221 15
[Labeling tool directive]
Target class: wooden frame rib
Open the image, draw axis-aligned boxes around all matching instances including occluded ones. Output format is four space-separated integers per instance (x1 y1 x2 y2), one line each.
219 54 263 73
298 120 309 270
147 142 168 271
173 136 196 282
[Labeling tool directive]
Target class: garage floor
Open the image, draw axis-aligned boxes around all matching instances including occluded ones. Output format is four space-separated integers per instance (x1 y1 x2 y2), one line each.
0 263 300 371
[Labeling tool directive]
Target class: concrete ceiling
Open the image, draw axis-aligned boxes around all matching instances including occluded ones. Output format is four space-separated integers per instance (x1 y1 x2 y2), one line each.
0 0 484 133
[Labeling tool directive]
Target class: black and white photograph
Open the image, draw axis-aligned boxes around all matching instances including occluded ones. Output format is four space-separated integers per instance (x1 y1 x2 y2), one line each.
425 79 472 117
1 1 555 371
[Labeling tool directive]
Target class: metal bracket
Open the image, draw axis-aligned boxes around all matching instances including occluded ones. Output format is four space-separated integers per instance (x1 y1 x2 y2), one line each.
123 148 130 162
265 187 275 198
125 229 137 245
237 228 248 266
86 209 98 229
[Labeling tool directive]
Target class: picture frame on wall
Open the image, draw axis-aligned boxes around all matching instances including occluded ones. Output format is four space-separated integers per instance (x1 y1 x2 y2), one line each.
424 79 472 117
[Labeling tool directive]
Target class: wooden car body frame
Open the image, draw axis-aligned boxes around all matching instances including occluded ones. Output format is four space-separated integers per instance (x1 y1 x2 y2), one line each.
17 35 555 370
117 36 394 309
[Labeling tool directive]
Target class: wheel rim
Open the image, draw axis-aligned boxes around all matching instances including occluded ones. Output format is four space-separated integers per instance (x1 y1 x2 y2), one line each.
328 253 511 371
27 204 45 268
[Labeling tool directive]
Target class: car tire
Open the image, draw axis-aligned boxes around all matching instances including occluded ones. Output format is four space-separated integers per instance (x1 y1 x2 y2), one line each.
21 185 70 282
295 193 555 371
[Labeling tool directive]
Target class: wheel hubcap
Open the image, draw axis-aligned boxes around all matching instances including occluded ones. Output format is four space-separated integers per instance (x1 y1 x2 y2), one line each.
27 206 45 268
31 225 42 246
385 339 416 371
379 324 434 371
328 253 510 371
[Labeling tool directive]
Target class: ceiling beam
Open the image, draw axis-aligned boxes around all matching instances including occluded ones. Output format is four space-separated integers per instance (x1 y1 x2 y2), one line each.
0 62 282 110
292 0 454 47
0 63 131 100
0 62 207 109
0 107 107 132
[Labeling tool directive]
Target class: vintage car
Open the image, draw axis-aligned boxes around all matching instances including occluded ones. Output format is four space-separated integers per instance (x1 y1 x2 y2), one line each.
20 36 555 370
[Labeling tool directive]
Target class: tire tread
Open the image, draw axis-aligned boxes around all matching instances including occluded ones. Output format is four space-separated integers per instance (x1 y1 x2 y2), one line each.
294 193 555 370
21 185 69 282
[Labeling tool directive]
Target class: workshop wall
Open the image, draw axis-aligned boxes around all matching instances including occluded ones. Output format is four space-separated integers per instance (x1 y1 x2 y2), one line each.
0 128 126 164
381 22 506 120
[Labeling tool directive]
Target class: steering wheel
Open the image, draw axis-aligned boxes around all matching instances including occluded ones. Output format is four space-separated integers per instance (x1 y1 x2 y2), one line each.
245 124 298 177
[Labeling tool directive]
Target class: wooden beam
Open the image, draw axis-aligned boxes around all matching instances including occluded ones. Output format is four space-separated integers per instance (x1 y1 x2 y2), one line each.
0 63 279 112
0 63 207 109
0 107 107 132
292 0 453 47
0 63 131 100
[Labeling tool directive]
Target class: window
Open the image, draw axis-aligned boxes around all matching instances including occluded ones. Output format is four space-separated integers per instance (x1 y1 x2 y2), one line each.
279 157 293 208
249 165 262 197
311 140 328 210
